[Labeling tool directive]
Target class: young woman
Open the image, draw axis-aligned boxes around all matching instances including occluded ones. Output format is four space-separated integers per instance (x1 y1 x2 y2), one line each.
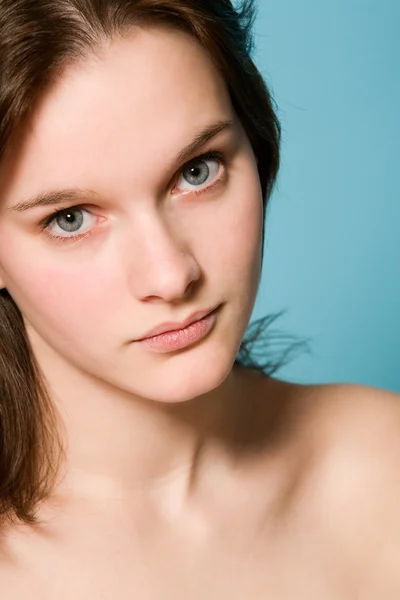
0 0 399 597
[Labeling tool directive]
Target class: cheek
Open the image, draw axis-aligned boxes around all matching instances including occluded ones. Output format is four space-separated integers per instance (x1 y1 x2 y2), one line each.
200 174 263 285
2 253 115 347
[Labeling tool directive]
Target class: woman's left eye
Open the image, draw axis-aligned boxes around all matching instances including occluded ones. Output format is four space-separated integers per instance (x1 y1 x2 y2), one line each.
175 152 225 193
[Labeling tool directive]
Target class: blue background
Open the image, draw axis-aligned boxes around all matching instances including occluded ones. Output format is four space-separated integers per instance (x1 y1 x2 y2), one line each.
249 1 399 391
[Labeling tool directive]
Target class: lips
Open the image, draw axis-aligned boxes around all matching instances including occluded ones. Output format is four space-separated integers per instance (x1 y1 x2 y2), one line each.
137 306 217 340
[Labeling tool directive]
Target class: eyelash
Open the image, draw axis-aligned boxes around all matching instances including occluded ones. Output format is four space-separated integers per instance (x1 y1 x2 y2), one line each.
39 150 227 244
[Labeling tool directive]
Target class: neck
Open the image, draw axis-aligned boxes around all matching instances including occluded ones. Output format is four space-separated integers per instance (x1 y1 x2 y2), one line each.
56 378 231 498
31 337 249 505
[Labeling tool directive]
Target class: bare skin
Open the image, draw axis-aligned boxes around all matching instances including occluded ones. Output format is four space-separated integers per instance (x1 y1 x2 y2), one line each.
0 26 399 599
1 375 400 599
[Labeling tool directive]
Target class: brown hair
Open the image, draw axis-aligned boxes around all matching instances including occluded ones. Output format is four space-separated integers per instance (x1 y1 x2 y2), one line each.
0 0 306 526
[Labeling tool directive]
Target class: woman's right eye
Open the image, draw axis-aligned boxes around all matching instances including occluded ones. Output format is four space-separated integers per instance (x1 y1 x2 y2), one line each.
41 206 97 243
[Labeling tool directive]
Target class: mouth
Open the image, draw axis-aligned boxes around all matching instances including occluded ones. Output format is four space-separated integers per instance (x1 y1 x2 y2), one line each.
136 306 220 353
137 306 219 341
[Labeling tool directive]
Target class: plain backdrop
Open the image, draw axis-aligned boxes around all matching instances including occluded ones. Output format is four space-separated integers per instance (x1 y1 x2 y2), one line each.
248 1 400 391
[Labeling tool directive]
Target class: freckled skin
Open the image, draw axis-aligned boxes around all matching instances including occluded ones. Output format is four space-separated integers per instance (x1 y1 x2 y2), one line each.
0 26 400 600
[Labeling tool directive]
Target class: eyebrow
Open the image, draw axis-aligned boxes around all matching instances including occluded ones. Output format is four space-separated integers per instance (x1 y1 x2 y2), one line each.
173 118 233 168
10 188 100 213
9 118 234 213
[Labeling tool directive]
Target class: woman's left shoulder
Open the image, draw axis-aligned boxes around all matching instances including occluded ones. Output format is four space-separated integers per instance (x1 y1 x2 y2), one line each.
287 379 400 496
293 380 400 590
303 380 400 453
267 376 400 457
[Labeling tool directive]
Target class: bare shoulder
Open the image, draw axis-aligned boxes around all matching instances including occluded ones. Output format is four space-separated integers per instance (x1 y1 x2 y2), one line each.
292 379 400 499
268 376 400 451
277 378 400 593
275 378 400 500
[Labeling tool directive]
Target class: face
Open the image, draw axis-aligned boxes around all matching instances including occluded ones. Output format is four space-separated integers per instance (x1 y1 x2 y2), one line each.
0 27 264 404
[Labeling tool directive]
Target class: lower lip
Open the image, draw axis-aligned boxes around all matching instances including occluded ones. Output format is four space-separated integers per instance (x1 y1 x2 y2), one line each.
138 310 218 353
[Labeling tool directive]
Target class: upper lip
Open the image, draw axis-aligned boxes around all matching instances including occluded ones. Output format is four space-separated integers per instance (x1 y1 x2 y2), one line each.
137 306 217 340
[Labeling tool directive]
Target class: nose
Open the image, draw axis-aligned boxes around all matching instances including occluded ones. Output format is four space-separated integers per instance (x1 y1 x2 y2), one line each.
126 215 201 303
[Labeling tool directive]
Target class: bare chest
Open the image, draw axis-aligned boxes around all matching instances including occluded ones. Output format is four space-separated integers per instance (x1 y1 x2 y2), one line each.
0 518 364 600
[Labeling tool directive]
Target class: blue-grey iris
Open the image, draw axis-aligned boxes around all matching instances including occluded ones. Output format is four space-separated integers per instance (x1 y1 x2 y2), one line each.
183 160 210 186
57 209 84 233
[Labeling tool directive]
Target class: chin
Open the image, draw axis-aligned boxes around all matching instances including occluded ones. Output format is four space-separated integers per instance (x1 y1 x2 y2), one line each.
129 343 236 405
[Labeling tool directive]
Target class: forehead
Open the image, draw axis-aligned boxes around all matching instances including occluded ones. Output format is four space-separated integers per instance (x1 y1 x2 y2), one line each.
1 26 235 204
